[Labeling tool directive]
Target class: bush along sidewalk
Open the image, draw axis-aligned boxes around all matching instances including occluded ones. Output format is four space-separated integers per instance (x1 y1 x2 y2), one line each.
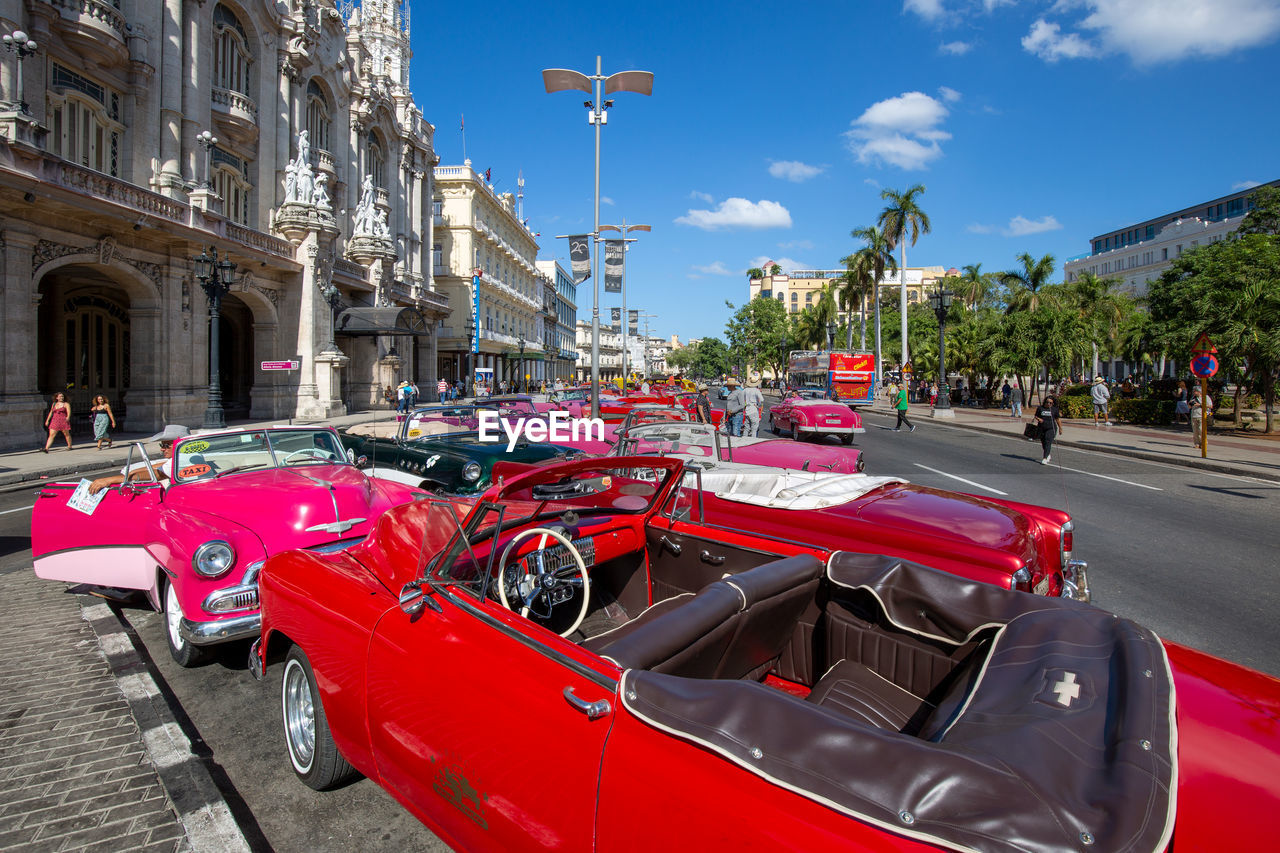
1058 394 1175 425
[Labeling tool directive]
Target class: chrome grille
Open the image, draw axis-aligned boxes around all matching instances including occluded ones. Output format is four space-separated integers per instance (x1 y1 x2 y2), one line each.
533 536 596 573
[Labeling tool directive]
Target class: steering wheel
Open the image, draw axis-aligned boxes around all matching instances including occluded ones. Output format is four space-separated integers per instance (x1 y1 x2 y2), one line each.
496 527 590 637
283 448 336 464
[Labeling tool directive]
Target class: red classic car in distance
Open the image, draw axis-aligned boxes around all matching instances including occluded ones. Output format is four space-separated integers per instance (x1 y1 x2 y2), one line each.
31 426 421 666
770 396 864 443
254 457 1280 852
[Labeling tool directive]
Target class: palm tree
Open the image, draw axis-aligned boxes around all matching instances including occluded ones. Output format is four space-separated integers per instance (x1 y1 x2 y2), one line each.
877 185 931 369
959 263 991 310
999 252 1057 313
1066 271 1127 377
746 267 765 281
848 225 898 376
770 264 782 276
834 260 871 351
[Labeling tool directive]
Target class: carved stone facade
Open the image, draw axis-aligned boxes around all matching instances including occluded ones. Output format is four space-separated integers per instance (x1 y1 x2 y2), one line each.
0 0 448 448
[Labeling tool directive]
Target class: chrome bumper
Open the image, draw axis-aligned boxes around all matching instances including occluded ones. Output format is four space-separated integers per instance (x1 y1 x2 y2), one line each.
248 638 265 682
798 425 858 434
1061 559 1090 603
179 612 261 646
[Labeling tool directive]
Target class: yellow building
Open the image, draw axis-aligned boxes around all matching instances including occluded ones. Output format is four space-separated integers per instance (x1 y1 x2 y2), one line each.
749 262 952 318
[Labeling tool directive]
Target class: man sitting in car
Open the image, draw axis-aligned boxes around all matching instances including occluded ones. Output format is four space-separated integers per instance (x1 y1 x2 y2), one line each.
87 425 191 494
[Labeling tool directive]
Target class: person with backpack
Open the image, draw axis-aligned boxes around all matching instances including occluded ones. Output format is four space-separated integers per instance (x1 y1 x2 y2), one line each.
893 384 915 432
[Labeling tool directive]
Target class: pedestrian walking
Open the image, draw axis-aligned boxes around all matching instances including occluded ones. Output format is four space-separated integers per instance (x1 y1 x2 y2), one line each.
892 384 915 432
437 378 448 402
1001 381 1012 409
1091 376 1112 426
90 395 116 450
1174 381 1190 425
1010 382 1024 418
406 380 419 409
1034 394 1062 464
42 391 73 452
1190 387 1213 448
741 374 765 437
929 382 938 407
725 377 745 436
395 380 410 418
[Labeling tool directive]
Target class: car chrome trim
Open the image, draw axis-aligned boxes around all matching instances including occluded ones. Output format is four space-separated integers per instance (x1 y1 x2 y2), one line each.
1062 559 1090 602
178 612 261 645
248 638 264 681
563 686 612 720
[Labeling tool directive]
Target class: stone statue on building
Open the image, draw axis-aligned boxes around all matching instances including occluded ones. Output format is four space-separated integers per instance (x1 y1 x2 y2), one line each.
312 171 331 209
352 174 389 238
285 130 316 205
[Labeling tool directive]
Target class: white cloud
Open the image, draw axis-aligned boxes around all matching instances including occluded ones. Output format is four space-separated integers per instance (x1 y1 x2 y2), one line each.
981 104 1002 115
778 239 815 250
863 177 881 188
904 0 946 21
1025 1 1280 66
1006 215 1063 236
939 40 973 55
689 190 714 203
845 91 951 170
751 256 809 273
1022 19 1098 61
675 198 793 230
601 196 615 205
938 86 962 102
768 160 824 182
966 215 1064 236
691 261 733 275
983 0 1016 10
1233 180 1263 191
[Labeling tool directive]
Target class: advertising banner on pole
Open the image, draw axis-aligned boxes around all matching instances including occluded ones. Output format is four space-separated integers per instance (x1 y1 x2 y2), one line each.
629 309 638 325
566 236 591 284
604 240 624 293
471 269 482 354
611 307 621 324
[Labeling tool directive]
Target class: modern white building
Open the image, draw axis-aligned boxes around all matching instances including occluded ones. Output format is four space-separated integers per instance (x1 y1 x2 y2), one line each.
1063 180 1279 296
0 0 448 448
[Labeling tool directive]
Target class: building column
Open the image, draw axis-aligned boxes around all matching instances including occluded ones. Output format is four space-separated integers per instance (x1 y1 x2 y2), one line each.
0 231 46 448
157 0 185 196
124 305 165 431
295 235 347 418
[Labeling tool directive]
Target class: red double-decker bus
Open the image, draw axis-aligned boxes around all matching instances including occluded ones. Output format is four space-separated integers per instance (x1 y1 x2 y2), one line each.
787 350 876 405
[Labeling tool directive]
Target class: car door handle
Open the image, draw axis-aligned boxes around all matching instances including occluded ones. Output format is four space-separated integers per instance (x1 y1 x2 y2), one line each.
658 535 681 556
700 550 725 566
563 687 611 720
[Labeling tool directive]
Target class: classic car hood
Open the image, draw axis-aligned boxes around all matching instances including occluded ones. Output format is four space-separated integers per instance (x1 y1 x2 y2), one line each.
853 483 1036 558
163 465 389 552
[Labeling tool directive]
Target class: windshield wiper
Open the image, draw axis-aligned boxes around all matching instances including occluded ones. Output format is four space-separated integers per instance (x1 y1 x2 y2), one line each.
213 463 267 479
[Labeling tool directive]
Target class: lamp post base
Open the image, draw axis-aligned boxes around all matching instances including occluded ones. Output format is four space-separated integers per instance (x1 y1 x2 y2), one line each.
931 406 955 418
201 406 227 430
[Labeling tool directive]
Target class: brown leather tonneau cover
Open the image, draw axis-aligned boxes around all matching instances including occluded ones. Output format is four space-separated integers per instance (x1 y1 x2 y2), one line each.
622 554 1176 853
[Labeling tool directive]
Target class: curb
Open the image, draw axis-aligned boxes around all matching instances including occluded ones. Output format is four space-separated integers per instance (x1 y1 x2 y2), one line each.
79 598 251 853
862 406 1279 483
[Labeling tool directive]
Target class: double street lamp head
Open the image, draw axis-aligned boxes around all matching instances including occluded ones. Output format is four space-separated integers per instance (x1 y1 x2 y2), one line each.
929 288 954 321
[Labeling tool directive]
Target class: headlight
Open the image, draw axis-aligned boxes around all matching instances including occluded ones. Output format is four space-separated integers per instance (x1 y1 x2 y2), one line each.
192 540 235 578
462 461 482 482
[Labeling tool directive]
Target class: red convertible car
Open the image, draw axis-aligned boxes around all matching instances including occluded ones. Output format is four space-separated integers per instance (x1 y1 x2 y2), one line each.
254 457 1280 852
770 395 865 443
32 426 421 666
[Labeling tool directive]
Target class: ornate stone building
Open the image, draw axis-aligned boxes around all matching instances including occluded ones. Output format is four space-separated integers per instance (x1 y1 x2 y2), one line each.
0 0 447 449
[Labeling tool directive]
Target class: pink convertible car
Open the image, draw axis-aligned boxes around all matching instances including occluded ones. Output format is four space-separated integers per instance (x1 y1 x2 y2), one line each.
31 426 420 666
770 395 865 444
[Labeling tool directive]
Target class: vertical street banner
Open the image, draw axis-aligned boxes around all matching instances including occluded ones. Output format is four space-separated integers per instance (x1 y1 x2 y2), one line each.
604 239 624 293
629 309 639 326
471 268 482 354
566 235 591 284
611 308 621 324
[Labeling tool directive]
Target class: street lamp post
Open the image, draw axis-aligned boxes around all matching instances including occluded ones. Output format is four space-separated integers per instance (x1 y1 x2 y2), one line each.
192 248 238 429
599 221 650 388
2 30 39 114
196 130 218 188
826 321 837 353
543 58 654 418
929 288 955 418
517 335 525 394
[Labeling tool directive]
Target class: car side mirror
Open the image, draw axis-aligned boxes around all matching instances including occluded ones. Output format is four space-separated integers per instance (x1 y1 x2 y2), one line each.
399 582 441 620
119 485 137 498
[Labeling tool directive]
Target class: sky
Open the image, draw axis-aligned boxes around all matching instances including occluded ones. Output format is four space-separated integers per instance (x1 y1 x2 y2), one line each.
404 0 1280 343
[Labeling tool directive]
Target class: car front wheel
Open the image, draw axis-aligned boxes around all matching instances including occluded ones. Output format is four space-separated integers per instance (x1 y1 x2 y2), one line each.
282 645 357 791
164 581 209 668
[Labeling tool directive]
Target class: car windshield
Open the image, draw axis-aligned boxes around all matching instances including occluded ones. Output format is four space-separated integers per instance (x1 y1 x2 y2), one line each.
552 389 587 402
479 399 539 418
171 429 345 483
614 423 720 459
403 406 483 441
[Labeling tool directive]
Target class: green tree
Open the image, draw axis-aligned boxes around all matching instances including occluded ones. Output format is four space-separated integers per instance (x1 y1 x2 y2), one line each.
846 225 898 363
1239 185 1280 236
1065 270 1129 377
724 295 790 378
878 184 931 368
746 267 765 281
691 336 732 380
770 263 782 276
1000 252 1057 313
958 263 994 310
665 345 695 374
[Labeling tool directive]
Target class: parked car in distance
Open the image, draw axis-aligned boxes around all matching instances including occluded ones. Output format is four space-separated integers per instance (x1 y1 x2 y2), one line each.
611 418 864 475
770 396 865 444
254 456 1279 853
338 405 577 495
31 426 421 667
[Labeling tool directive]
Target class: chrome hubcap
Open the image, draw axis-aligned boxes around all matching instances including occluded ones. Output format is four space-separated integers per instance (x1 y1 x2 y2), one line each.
165 584 184 651
283 660 315 772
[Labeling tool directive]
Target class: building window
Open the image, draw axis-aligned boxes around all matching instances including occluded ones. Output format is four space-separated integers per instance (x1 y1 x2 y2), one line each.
48 65 122 177
212 149 251 225
1227 198 1244 216
805 292 813 304
213 4 252 95
305 80 331 152
367 133 385 188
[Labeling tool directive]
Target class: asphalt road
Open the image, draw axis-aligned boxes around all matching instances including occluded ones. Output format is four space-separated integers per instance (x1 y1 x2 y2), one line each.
2 414 1277 850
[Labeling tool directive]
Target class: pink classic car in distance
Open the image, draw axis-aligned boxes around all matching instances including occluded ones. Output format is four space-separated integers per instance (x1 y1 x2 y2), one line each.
770 395 865 444
31 426 422 666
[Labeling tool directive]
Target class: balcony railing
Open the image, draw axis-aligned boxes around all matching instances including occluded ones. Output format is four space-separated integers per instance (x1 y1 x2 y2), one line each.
212 86 258 124
48 0 127 42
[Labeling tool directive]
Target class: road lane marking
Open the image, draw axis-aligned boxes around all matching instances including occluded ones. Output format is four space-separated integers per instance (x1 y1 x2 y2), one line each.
0 504 34 516
913 464 1009 496
1054 464 1163 491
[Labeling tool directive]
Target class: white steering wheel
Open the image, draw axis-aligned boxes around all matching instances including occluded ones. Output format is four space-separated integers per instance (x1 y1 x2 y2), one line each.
496 527 590 637
283 447 335 464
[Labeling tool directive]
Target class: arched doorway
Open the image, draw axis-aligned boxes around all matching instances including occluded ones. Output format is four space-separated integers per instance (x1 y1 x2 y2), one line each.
37 269 132 435
218 293 254 419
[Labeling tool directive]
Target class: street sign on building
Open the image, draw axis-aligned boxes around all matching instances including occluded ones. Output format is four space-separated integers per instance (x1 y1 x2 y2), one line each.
261 360 300 371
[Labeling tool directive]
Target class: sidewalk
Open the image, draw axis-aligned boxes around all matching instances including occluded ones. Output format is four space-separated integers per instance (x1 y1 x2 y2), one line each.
864 400 1280 482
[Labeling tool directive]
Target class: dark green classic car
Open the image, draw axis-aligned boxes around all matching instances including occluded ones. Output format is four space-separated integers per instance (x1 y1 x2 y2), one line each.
338 404 576 494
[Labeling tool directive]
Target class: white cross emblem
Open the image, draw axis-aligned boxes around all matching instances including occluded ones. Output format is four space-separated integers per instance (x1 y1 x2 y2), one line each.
1052 672 1082 707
